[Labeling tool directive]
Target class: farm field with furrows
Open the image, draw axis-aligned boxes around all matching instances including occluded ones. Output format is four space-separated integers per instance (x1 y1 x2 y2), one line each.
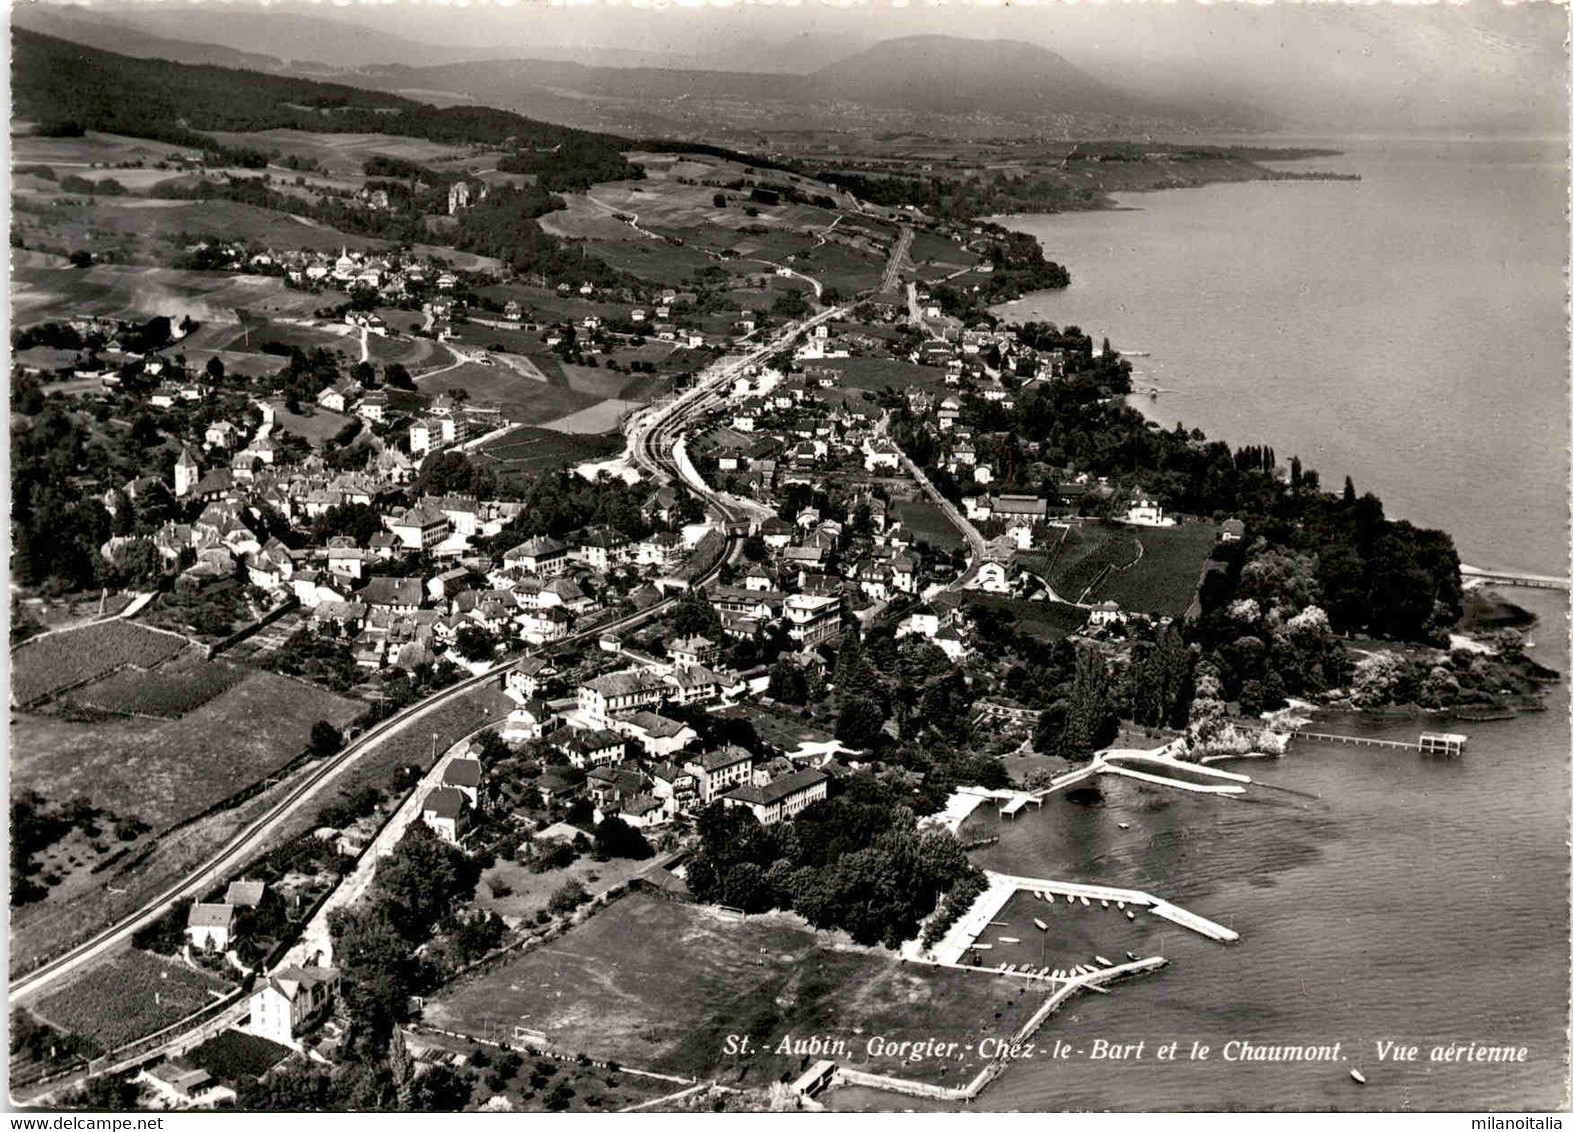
474 427 623 477
32 947 234 1052
63 649 250 719
10 621 190 707
10 668 366 834
1091 523 1219 619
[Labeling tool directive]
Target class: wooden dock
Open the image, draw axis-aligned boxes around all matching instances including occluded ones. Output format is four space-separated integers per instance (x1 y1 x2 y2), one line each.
1268 729 1466 754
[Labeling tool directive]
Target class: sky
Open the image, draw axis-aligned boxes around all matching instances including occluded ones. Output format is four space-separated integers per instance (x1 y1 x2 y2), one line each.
32 0 1572 133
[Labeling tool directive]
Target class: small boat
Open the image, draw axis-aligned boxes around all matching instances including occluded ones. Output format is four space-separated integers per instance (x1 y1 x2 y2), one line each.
1101 900 1109 909
1117 901 1126 910
1095 956 1114 967
1080 896 1091 907
1350 1069 1367 1085
972 943 993 951
999 936 1021 944
1118 822 1130 830
1033 918 1049 932
990 920 1008 927
1045 893 1054 904
1126 951 1138 961
1126 911 1136 921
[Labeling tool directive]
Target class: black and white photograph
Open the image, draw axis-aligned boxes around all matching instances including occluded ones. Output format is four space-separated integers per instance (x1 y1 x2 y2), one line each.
5 0 1569 1116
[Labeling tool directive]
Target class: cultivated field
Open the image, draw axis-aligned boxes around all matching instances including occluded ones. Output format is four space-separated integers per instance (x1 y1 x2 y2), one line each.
813 356 946 392
961 594 1090 644
1034 523 1144 605
10 669 365 833
416 363 600 425
425 894 1043 1087
202 129 480 179
11 261 325 324
33 946 233 1052
1091 523 1219 618
475 428 623 478
893 498 965 551
10 621 189 707
63 648 249 718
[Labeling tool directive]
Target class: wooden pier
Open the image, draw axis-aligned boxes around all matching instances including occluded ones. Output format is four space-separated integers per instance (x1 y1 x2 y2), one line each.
1460 565 1571 592
1267 729 1466 755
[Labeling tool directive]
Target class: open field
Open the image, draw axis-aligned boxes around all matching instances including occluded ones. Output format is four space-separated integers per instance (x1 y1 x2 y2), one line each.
475 427 624 477
9 766 316 979
416 363 599 425
893 498 965 551
63 648 249 719
815 356 945 392
33 946 233 1052
11 261 325 324
1091 523 1219 618
10 129 205 167
185 1030 294 1085
11 621 190 707
962 594 1089 644
10 670 365 833
539 399 642 435
203 129 480 179
262 399 360 446
1032 523 1143 604
473 852 652 929
425 894 1043 1086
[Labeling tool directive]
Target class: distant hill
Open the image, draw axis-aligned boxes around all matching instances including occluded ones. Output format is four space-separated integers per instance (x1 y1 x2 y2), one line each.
810 36 1141 117
11 5 289 71
9 29 634 158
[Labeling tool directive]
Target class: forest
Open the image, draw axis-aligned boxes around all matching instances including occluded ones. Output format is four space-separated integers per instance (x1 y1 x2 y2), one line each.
13 30 634 176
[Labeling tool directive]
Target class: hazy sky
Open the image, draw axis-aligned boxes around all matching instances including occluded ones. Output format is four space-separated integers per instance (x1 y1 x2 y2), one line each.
40 0 1573 132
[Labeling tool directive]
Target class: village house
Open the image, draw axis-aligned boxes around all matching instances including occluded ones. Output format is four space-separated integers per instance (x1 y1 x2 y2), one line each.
185 903 235 951
421 787 468 844
684 746 754 805
722 767 829 826
249 966 340 1045
441 757 485 808
578 669 667 726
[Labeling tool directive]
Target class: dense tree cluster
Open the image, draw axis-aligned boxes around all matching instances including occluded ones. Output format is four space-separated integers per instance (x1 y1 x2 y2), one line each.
684 777 982 948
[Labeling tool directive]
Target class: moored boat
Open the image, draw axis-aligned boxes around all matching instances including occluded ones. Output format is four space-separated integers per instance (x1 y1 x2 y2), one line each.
1350 1069 1367 1085
1033 918 1049 932
1126 910 1136 921
1126 951 1138 961
999 936 1021 944
1095 956 1114 967
1080 896 1091 907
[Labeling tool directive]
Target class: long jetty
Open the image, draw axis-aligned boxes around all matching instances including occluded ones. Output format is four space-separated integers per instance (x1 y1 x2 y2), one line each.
1236 727 1466 754
1460 565 1571 592
824 957 1168 1105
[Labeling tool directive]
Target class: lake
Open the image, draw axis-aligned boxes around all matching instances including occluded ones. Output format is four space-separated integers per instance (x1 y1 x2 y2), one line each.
825 136 1570 1112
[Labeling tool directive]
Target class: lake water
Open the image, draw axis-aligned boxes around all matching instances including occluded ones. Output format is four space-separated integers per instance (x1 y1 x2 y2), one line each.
826 138 1571 1112
998 136 1569 577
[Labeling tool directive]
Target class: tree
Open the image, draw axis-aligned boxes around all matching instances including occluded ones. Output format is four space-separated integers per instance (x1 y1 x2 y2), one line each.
548 879 588 915
671 588 722 639
713 192 727 208
594 815 653 860
328 903 417 1048
205 356 226 384
835 697 885 749
454 624 497 663
310 721 344 757
69 249 92 269
767 658 809 705
384 363 414 390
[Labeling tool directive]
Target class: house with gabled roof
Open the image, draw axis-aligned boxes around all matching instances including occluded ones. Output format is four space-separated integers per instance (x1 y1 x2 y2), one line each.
250 966 339 1045
185 903 236 951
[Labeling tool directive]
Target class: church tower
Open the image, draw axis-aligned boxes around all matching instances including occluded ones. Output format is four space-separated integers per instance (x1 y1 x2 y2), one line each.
175 444 201 497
